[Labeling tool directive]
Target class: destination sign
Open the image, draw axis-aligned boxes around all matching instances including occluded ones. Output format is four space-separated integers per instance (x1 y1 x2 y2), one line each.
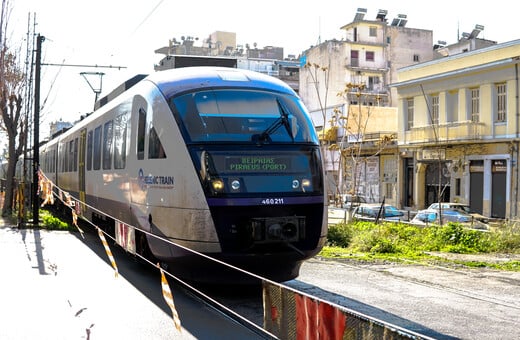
226 156 290 172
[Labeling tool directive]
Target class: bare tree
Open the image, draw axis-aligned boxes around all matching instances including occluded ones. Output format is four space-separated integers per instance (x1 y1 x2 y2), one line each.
336 83 394 207
0 0 27 216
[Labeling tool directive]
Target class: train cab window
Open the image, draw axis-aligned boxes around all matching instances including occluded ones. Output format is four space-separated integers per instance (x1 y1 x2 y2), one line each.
103 120 113 170
148 126 166 159
93 125 102 170
172 90 315 144
87 130 93 170
137 108 146 160
114 113 128 169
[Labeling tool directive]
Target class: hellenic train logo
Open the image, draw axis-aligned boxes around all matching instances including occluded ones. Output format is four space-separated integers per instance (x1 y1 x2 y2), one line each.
138 168 174 190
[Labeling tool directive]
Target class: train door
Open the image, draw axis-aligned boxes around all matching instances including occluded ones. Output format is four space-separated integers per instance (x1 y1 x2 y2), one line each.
130 103 148 206
79 128 87 211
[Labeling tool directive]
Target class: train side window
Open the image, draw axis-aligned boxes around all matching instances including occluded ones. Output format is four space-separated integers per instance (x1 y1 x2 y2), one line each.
63 142 68 172
87 130 93 170
93 125 102 170
73 138 78 172
114 113 128 169
69 140 74 172
103 120 113 170
137 108 146 160
148 125 166 159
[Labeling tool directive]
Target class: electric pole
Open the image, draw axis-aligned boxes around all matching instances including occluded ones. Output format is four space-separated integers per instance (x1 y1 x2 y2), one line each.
32 34 44 226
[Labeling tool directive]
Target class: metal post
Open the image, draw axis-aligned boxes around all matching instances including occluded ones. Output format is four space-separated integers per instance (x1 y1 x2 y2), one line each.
32 34 44 226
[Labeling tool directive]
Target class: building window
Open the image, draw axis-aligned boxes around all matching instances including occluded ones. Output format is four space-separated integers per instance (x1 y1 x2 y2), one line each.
446 90 458 123
470 88 480 122
369 26 377 37
431 95 439 125
351 50 359 67
413 54 420 62
368 76 380 90
406 98 414 130
386 36 391 44
366 51 375 62
496 83 507 122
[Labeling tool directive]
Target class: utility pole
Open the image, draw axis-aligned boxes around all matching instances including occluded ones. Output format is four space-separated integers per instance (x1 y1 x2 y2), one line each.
32 34 44 226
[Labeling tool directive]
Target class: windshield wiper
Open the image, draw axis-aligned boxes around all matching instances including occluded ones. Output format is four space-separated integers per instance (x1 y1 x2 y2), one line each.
252 98 294 143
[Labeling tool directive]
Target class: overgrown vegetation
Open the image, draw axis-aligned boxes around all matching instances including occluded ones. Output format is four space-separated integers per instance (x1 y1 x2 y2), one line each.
40 209 73 231
322 221 520 271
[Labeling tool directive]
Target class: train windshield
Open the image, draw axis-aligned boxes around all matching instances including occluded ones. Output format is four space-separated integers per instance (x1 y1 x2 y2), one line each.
171 89 317 144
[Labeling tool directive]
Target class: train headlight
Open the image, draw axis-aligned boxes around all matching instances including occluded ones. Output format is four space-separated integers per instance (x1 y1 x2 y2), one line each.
230 179 241 191
292 179 300 189
301 178 311 192
211 179 225 192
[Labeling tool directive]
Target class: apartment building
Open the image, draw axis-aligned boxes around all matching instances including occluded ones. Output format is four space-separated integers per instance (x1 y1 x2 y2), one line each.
393 40 520 219
299 8 432 205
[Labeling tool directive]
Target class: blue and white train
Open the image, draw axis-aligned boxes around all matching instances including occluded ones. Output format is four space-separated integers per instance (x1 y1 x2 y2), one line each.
39 67 327 282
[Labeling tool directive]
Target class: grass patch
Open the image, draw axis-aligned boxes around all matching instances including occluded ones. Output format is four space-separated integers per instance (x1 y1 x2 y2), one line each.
322 221 520 271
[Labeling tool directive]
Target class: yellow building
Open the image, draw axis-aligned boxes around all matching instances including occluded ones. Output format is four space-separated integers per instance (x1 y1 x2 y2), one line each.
393 39 520 219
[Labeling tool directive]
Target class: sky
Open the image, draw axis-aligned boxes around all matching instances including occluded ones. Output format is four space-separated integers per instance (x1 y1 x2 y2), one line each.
8 0 520 138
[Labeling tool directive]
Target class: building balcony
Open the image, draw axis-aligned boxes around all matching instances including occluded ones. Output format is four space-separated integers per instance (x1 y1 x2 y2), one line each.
402 120 485 145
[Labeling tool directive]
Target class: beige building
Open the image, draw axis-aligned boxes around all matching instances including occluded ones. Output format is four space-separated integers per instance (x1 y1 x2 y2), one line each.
299 8 432 206
300 8 433 112
393 39 520 219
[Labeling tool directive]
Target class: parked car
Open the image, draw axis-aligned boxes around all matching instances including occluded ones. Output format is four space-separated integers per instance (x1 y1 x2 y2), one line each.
353 203 405 221
342 194 367 209
427 202 489 223
410 208 489 229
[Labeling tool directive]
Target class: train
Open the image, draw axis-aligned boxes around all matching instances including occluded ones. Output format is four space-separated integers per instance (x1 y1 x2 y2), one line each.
38 66 327 282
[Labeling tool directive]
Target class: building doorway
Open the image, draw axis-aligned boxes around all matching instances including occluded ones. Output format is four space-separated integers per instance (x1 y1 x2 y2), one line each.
425 161 450 207
469 160 484 214
491 160 506 218
402 158 414 207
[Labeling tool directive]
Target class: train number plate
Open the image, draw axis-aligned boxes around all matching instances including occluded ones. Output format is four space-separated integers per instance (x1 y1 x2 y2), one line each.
261 198 285 205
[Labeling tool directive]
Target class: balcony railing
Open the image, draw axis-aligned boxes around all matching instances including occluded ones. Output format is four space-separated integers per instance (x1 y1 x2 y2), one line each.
403 120 484 144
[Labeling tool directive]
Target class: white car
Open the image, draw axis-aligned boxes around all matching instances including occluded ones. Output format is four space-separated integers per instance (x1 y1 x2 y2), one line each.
411 208 489 230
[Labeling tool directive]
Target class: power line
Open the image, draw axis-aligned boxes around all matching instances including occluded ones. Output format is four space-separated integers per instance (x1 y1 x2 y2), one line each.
42 62 126 69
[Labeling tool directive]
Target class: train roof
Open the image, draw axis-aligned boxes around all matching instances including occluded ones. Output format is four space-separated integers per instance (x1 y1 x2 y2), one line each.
95 67 298 110
148 67 298 98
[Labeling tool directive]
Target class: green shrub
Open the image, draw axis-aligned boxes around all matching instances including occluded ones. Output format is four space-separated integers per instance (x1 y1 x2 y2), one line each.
326 223 353 247
326 220 511 255
41 210 70 230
